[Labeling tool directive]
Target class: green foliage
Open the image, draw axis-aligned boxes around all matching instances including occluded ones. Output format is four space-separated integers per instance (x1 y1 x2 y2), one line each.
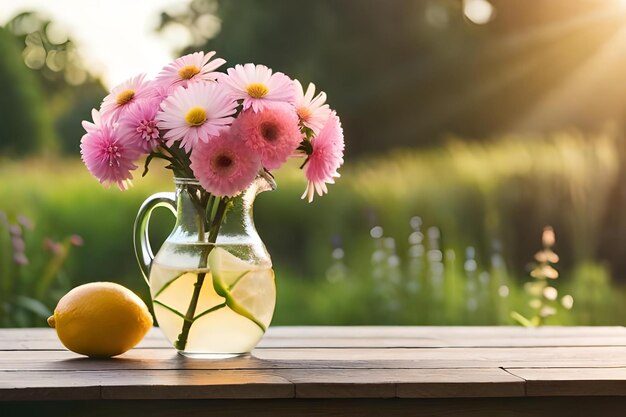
0 212 82 327
0 27 56 155
0 158 176 305
567 262 621 325
1 132 625 326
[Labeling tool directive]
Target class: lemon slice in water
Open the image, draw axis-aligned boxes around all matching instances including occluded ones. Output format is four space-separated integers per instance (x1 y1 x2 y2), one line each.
208 247 269 331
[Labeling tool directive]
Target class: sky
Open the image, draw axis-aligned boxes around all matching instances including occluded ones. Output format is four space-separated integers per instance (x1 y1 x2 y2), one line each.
1 0 192 88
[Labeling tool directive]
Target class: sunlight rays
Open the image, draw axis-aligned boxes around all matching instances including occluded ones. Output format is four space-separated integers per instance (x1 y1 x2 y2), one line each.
392 1 626 140
514 24 626 131
488 4 620 54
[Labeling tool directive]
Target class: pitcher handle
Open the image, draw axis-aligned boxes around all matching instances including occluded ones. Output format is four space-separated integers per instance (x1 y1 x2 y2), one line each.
133 192 176 285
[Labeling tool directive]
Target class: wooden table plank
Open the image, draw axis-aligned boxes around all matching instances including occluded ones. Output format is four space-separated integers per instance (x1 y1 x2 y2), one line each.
505 367 626 396
0 369 294 401
102 369 294 400
0 349 435 372
259 336 626 348
0 376 102 401
267 326 626 340
0 328 171 350
253 346 626 368
5 336 626 350
3 346 626 371
277 368 524 398
0 368 524 401
2 327 626 350
2 326 626 412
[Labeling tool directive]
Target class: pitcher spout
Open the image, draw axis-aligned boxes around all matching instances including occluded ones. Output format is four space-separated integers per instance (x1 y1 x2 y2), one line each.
256 169 277 195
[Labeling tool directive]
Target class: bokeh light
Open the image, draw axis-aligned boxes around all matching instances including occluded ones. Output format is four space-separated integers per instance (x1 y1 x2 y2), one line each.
463 0 495 25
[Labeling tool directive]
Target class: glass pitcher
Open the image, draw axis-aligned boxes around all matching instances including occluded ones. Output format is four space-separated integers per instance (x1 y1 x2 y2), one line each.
133 175 276 358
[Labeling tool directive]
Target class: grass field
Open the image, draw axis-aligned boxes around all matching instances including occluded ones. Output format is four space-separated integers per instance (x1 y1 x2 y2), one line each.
1 131 625 326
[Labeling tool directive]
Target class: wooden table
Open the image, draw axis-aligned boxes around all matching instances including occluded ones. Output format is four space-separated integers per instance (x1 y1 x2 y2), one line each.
1 326 626 416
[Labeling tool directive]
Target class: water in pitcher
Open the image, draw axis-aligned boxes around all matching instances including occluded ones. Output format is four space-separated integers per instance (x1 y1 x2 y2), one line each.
149 243 276 357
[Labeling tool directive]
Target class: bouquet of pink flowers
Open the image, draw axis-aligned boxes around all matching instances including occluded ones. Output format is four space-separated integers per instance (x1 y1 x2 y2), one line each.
80 51 344 202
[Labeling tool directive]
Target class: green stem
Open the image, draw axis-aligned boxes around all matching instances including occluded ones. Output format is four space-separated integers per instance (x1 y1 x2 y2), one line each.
162 144 194 178
510 311 534 327
208 199 229 241
205 196 216 225
174 198 229 351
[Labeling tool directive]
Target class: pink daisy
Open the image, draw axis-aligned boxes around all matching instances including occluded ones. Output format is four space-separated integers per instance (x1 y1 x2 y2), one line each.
231 103 302 170
117 98 162 153
153 82 177 104
155 51 225 89
81 108 104 133
301 112 344 203
220 64 295 112
156 83 237 153
80 123 140 191
190 131 261 197
294 80 331 134
100 73 153 122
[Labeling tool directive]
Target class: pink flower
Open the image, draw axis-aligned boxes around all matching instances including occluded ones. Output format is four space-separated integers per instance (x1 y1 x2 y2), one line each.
81 108 104 133
153 83 177 104
100 74 153 122
190 131 261 197
220 64 295 112
118 98 162 153
301 112 344 203
294 80 331 134
231 103 302 170
155 51 225 89
80 123 140 191
156 83 237 153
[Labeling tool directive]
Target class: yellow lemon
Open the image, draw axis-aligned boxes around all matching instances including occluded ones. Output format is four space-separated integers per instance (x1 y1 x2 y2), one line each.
47 282 153 358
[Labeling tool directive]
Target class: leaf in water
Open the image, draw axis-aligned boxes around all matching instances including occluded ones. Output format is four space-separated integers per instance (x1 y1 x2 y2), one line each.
154 271 186 298
208 248 265 331
208 247 254 295
153 299 186 319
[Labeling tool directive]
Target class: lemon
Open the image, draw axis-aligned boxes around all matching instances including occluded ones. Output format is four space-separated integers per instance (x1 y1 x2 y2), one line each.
47 282 153 358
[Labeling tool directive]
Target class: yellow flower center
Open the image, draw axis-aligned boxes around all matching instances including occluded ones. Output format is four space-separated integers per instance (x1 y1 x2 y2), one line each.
116 89 135 106
185 106 207 126
246 83 269 98
297 106 312 121
178 65 201 80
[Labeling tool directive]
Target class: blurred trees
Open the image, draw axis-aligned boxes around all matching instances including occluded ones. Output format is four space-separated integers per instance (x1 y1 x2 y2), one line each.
1 12 106 155
158 0 625 156
0 26 55 155
158 0 476 155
